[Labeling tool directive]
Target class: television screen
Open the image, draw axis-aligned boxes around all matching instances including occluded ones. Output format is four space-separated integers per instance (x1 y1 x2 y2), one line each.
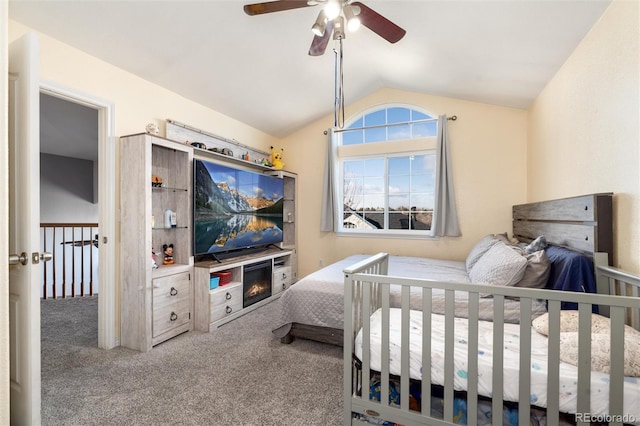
194 159 284 257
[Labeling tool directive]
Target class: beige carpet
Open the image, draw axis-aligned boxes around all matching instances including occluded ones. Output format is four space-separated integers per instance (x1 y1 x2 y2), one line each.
41 296 343 425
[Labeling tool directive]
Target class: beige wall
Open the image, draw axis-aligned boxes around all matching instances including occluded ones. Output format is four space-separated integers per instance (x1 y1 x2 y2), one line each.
527 0 639 273
282 89 528 278
9 20 278 150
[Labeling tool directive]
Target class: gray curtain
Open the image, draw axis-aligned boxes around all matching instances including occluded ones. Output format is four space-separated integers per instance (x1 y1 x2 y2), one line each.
432 115 461 237
320 128 337 232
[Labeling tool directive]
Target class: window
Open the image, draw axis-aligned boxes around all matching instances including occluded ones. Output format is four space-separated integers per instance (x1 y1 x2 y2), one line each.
338 105 437 236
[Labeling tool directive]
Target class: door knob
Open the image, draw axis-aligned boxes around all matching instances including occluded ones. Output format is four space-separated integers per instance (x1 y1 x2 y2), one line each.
32 252 53 264
9 252 28 266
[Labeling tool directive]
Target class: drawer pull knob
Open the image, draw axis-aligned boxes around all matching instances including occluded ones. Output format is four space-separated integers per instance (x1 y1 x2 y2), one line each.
282 273 287 279
226 306 233 314
170 312 178 322
170 287 178 296
226 292 232 300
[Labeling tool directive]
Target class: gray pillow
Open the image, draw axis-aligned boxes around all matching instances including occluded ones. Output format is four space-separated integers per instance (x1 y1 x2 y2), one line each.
525 235 547 254
469 242 528 286
515 250 551 289
465 235 499 272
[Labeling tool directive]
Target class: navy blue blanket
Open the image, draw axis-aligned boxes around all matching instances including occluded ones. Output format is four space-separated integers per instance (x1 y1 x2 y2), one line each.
544 245 597 310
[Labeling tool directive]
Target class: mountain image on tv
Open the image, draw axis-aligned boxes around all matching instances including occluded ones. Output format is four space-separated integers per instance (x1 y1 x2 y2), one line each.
194 160 284 255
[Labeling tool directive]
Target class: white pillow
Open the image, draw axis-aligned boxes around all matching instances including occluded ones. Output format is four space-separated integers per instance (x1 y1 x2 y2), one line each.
533 311 640 338
559 332 640 377
465 235 499 273
469 242 528 286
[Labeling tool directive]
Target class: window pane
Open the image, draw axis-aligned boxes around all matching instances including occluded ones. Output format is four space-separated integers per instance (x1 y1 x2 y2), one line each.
389 211 413 230
342 129 363 145
389 175 409 193
388 193 409 210
363 177 385 197
364 127 386 143
388 157 410 175
364 110 386 126
411 154 434 174
364 158 384 176
362 212 384 229
388 124 411 141
344 160 364 177
412 121 437 137
410 175 430 193
348 116 364 129
412 110 430 121
388 107 410 123
410 194 433 210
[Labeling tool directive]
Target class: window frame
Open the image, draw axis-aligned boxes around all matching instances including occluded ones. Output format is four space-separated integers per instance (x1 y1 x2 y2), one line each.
336 104 438 238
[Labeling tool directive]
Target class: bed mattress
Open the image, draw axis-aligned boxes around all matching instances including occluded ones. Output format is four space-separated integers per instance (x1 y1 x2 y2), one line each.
273 255 546 338
355 308 640 423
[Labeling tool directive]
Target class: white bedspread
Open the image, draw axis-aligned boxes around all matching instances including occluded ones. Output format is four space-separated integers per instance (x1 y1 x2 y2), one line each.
355 308 640 423
273 255 546 337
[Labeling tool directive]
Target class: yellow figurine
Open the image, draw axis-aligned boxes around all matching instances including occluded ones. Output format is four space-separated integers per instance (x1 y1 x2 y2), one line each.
270 146 285 170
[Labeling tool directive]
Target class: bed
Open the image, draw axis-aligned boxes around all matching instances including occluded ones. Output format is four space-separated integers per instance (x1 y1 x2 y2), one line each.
274 193 614 346
338 193 640 425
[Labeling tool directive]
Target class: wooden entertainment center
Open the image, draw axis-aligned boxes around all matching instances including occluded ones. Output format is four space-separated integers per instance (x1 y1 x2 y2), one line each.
119 130 297 351
193 247 296 332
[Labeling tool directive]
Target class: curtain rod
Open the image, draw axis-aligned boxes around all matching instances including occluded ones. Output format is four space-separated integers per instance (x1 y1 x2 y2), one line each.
330 115 457 134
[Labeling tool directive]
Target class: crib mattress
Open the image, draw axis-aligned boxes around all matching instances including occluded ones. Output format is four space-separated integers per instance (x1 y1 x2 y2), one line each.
355 308 640 423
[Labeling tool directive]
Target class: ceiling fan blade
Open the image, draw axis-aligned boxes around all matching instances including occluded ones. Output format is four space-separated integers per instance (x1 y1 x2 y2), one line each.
351 2 406 44
244 1 312 16
308 20 334 56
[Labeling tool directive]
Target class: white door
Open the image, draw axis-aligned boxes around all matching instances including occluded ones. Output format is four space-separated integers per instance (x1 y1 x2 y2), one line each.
8 32 43 426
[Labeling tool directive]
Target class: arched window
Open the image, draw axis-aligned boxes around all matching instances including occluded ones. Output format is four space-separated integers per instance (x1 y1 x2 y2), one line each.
337 105 438 236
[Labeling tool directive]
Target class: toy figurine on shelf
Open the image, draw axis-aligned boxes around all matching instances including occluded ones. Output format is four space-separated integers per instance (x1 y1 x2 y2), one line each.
151 174 163 187
270 146 284 170
151 249 159 269
162 243 174 265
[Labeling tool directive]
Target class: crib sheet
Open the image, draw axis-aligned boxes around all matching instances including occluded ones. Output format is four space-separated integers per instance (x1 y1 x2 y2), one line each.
354 308 640 423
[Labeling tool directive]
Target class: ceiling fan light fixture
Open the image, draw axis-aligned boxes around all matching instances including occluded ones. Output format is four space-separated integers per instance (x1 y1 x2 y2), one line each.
343 5 360 32
311 10 328 36
324 0 341 20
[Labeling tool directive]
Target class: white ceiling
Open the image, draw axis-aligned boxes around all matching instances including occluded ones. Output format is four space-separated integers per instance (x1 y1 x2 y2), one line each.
10 0 612 139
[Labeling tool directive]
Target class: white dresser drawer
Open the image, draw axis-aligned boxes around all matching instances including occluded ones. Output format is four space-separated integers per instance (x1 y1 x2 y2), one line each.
152 271 191 338
210 283 243 322
272 266 292 294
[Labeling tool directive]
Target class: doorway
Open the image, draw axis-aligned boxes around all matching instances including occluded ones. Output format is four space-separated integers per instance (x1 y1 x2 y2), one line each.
40 84 117 351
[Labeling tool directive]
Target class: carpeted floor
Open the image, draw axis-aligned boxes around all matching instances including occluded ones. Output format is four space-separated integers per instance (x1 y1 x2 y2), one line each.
41 296 343 425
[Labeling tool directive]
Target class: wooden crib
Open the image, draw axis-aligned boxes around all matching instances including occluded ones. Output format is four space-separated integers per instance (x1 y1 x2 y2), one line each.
343 193 640 426
343 252 640 426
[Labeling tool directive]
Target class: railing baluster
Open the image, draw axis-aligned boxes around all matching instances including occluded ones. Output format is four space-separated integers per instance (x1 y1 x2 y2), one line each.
40 223 98 299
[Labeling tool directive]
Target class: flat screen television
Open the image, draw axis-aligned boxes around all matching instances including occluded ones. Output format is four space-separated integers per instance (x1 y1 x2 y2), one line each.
193 159 284 259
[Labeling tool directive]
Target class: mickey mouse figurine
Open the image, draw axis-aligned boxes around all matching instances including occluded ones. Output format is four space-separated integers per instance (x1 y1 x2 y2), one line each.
162 243 174 265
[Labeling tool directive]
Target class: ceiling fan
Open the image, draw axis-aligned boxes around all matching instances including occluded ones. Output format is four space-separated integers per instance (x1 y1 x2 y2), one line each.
243 0 406 56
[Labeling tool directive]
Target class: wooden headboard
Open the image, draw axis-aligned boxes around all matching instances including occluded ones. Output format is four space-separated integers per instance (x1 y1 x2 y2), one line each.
512 193 613 263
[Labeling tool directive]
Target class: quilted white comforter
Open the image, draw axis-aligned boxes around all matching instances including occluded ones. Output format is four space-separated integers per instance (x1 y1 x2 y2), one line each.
273 254 546 338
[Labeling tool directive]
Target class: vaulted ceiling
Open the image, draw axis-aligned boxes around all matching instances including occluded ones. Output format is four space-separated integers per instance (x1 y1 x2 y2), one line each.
10 0 612 138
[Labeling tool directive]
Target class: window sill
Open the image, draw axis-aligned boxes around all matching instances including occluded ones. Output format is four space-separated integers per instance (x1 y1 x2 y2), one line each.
336 231 438 240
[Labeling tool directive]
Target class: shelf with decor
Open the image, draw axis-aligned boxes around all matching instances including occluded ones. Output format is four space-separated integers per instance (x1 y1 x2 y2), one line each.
120 133 194 351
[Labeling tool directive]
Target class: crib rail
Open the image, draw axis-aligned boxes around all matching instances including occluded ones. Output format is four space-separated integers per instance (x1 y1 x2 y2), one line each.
40 223 99 299
344 252 640 426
